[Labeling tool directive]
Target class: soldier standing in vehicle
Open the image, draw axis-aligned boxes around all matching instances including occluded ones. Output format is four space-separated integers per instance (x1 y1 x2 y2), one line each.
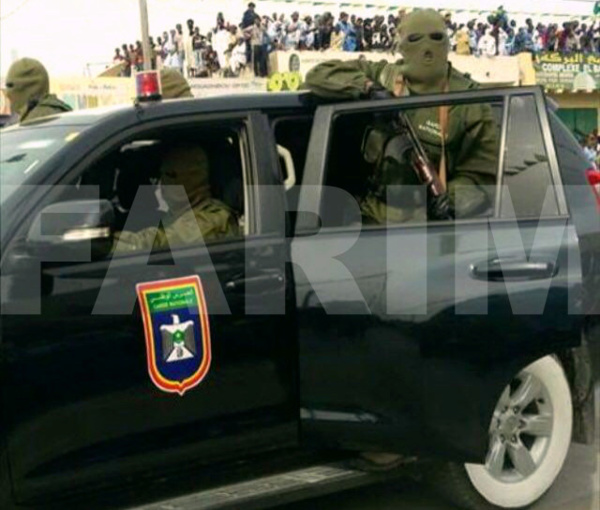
4 58 71 124
304 9 498 224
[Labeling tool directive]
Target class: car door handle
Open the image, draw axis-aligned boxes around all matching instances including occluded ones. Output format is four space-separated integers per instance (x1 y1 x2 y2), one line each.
225 273 284 293
470 259 557 282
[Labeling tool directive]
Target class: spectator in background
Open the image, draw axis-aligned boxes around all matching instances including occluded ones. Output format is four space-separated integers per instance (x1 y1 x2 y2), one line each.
583 134 598 167
192 27 205 77
213 22 231 74
513 27 534 54
478 27 497 57
216 12 225 31
363 18 373 50
175 24 184 69
148 37 157 69
355 18 365 51
113 48 124 65
456 25 471 55
135 42 144 71
546 25 558 51
250 15 267 76
184 19 196 77
467 21 478 54
241 3 256 66
229 34 247 76
267 14 282 49
330 25 343 51
318 12 334 50
338 12 357 51
242 3 256 29
300 16 317 50
128 44 137 72
121 44 132 77
155 36 165 70
497 26 509 55
283 12 301 50
164 30 182 72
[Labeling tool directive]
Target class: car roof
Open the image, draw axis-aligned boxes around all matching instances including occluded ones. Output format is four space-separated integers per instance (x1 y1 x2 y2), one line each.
15 92 317 129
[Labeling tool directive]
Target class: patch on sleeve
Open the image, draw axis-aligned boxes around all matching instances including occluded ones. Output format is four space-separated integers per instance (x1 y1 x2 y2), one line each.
136 275 211 396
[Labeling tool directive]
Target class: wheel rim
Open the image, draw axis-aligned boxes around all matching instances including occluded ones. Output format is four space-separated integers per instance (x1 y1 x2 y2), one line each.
485 370 554 484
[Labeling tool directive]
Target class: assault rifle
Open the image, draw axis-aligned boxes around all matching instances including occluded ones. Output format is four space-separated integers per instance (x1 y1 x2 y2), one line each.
394 111 454 220
395 112 446 198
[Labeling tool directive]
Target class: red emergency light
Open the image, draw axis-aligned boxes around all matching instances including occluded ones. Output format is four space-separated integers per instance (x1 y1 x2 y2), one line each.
135 71 162 102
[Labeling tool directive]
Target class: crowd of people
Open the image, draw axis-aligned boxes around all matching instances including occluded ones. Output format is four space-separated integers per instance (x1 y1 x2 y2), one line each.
111 4 600 78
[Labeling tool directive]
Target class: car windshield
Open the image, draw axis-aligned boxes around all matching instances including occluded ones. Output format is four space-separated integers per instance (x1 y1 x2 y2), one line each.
0 125 85 205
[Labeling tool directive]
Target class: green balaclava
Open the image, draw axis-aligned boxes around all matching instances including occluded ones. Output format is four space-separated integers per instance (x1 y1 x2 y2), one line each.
397 9 450 94
5 58 50 117
160 69 193 99
160 145 211 214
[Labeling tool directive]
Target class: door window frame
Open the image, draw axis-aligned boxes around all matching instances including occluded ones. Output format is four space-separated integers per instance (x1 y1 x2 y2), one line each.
6 111 280 264
296 86 569 235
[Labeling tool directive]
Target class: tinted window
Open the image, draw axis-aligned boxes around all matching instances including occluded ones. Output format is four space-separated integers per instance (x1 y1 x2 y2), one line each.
55 124 247 256
323 100 501 227
501 96 559 218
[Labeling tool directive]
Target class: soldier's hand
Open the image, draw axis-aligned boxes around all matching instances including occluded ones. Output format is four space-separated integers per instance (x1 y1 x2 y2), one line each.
365 82 395 100
428 192 455 221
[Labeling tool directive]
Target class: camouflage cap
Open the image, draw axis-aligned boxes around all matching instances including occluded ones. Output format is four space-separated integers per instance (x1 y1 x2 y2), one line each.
160 69 193 99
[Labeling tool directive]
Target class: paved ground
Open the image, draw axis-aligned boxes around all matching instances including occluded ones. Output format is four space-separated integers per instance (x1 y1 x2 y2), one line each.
278 387 600 510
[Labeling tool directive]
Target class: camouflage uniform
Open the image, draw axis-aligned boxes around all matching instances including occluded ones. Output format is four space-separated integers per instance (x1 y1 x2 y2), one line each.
304 10 499 223
5 58 71 123
114 144 239 252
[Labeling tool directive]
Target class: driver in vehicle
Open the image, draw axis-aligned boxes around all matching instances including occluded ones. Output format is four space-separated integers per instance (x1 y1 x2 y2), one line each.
113 143 239 252
304 9 499 223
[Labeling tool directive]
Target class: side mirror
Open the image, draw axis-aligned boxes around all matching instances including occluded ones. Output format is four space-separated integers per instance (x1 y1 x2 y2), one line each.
27 199 115 262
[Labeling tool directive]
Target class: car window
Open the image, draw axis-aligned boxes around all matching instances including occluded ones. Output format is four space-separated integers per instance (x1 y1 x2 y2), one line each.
321 99 502 228
0 125 86 205
60 123 247 256
501 96 559 218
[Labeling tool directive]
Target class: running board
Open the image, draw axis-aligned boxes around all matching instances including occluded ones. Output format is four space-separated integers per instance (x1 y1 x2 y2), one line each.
130 462 402 510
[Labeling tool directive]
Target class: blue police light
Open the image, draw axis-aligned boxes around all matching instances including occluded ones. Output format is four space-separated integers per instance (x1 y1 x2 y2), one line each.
135 71 162 102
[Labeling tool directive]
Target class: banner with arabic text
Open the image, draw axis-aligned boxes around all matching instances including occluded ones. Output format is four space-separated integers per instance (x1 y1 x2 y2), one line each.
534 53 600 91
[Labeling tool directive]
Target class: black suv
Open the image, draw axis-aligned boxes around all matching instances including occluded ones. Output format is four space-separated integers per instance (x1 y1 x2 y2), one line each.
0 86 598 510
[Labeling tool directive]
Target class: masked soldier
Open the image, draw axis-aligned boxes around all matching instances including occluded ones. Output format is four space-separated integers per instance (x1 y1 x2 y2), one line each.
5 58 71 124
114 144 239 252
160 68 194 99
305 9 498 223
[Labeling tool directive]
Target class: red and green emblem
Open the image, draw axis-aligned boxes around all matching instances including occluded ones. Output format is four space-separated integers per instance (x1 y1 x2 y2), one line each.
136 275 211 396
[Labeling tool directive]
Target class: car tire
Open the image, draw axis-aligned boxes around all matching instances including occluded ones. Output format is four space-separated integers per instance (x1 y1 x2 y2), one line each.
429 355 573 510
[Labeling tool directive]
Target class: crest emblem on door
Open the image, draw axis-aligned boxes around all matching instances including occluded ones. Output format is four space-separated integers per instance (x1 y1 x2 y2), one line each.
136 275 211 396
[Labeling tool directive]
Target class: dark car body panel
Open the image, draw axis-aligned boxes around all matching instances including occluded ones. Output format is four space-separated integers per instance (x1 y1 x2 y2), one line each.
0 87 597 508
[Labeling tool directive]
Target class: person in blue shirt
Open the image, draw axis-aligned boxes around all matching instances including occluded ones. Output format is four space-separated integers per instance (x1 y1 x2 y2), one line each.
337 12 357 52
